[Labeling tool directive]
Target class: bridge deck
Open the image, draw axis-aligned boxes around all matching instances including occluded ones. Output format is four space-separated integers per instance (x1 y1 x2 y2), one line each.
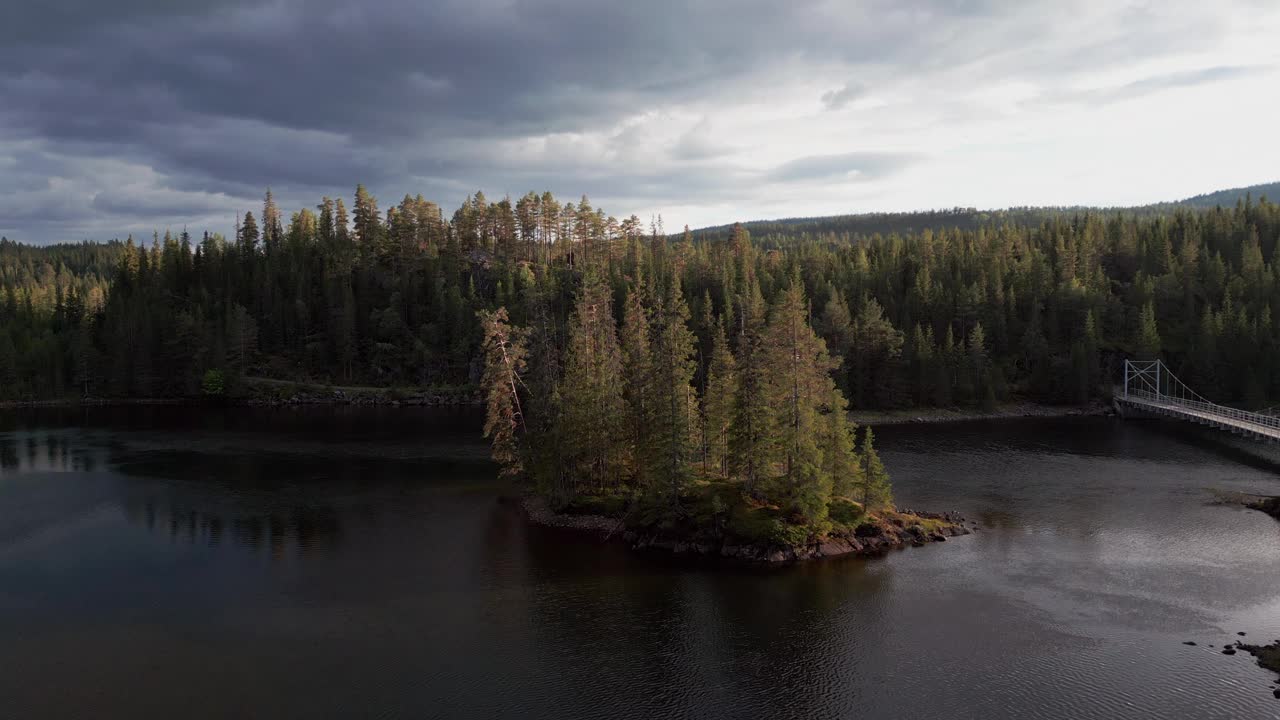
1117 394 1280 443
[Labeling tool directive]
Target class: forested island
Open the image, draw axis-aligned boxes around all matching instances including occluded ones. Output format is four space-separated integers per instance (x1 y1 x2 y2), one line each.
477 263 968 560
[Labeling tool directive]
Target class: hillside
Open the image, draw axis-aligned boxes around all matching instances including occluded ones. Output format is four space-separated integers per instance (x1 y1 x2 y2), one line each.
1169 181 1280 209
686 181 1280 243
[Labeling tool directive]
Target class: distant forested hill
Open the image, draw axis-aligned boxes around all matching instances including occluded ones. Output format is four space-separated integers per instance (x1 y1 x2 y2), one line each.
685 181 1280 245
1169 182 1280 209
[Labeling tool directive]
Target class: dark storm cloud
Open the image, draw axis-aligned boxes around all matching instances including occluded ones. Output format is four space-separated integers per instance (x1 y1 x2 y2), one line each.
90 188 240 218
0 0 1262 242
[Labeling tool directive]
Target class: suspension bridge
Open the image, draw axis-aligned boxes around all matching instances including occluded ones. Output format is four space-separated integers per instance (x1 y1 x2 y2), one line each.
1115 360 1280 443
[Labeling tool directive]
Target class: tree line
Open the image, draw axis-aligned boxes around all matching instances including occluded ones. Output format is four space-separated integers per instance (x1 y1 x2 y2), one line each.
1 187 1279 413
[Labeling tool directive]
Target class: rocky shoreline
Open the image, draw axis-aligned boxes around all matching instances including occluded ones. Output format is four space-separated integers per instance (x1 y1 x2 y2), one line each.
517 496 971 564
1245 496 1280 522
1212 491 1280 522
1192 635 1280 699
241 388 480 407
4 395 1105 418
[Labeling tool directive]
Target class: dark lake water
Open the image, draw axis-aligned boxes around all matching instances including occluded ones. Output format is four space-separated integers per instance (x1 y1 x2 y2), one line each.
2 407 1279 719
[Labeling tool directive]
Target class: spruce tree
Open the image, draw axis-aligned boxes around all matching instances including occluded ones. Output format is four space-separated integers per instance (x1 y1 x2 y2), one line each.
762 279 837 523
560 271 626 493
650 274 698 500
239 212 260 257
1136 301 1161 359
620 282 656 486
822 383 860 500
702 317 736 477
857 427 892 511
730 276 774 493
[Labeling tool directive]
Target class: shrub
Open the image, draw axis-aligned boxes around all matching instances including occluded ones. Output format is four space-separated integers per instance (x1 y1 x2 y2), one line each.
726 503 812 547
200 369 225 397
828 498 865 528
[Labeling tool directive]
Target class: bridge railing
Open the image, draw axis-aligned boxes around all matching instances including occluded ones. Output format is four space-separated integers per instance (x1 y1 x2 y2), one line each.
1122 387 1280 431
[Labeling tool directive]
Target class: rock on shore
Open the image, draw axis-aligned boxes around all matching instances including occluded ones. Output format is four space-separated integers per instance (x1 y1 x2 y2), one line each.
1245 496 1280 521
1239 641 1280 677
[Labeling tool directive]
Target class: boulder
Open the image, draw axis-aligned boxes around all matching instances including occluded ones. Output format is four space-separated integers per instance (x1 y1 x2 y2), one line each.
855 523 881 538
818 541 846 557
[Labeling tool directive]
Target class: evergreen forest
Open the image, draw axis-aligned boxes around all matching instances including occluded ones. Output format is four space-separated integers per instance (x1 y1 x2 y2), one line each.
2 186 1280 415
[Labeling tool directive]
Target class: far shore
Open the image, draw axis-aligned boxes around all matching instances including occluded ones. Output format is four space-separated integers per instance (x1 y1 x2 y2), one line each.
851 401 1112 426
0 377 480 410
2 395 1113 421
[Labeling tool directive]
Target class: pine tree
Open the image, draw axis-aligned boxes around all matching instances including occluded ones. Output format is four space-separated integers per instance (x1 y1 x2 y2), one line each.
262 188 283 253
479 308 527 476
353 185 382 263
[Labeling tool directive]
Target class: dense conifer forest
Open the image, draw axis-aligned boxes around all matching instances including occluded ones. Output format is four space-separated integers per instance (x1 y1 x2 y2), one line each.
479 265 892 543
2 186 1280 417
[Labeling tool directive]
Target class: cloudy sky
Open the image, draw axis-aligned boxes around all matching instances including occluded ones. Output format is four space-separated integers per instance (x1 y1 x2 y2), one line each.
3 0 1279 244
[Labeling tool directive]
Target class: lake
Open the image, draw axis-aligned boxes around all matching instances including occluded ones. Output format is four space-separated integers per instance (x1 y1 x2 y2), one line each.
2 407 1279 719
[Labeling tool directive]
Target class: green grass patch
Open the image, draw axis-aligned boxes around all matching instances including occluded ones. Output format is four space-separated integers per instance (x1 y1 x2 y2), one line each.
828 497 866 531
561 491 631 517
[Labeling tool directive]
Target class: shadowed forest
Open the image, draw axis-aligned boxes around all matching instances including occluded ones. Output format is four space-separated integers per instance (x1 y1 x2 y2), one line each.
2 187 1279 412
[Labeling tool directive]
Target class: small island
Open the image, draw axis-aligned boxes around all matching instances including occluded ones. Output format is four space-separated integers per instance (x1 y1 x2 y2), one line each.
479 263 967 563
